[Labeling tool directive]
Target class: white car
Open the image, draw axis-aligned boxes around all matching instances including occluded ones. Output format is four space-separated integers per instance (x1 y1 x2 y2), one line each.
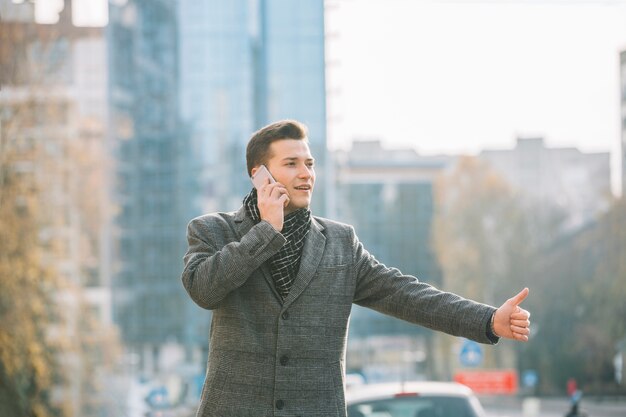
346 381 486 417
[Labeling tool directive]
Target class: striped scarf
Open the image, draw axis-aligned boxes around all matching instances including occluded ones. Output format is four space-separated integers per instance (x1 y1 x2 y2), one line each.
243 188 311 300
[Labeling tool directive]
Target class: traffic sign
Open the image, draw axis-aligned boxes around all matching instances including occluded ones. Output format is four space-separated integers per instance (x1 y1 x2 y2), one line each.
522 370 538 388
459 339 483 367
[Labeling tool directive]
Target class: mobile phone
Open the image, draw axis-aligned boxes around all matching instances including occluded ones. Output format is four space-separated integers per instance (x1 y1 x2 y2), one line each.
251 165 276 189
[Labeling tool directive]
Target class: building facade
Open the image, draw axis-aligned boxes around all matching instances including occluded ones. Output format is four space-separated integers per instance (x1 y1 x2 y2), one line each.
480 137 611 230
107 0 191 374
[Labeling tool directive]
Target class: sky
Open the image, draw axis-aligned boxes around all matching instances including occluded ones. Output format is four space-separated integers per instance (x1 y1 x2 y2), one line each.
39 0 626 194
326 0 626 194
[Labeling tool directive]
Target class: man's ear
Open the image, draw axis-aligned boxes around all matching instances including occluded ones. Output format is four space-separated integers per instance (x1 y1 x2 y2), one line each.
250 166 259 177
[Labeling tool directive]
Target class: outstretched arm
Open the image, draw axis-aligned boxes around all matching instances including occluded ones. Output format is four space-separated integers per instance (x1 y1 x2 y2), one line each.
351 227 497 344
493 287 531 342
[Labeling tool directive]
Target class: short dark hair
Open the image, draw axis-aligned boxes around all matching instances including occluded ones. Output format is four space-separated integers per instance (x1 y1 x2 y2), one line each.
246 119 309 176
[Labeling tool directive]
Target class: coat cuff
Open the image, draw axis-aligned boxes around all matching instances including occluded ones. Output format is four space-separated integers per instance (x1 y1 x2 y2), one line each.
485 310 500 344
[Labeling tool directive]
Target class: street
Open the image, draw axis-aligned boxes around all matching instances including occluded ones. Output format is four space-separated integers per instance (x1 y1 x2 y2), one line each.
481 396 626 417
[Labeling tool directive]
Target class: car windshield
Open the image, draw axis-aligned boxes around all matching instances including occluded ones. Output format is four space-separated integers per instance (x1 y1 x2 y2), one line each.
347 395 480 417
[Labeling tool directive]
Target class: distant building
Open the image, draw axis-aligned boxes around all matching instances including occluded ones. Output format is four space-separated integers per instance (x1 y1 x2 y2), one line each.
334 140 453 380
108 0 191 374
178 0 328 217
480 137 611 230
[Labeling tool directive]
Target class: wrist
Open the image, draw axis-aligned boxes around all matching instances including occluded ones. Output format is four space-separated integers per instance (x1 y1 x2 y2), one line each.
263 218 283 232
490 311 500 338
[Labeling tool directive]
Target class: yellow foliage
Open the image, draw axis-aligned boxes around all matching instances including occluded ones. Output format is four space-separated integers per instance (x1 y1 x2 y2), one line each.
1 126 65 415
433 156 527 304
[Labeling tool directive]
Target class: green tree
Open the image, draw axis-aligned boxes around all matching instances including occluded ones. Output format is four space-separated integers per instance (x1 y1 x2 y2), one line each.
589 200 626 347
521 198 626 394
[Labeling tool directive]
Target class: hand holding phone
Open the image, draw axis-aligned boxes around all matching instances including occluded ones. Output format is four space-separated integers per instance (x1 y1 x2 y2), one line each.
251 165 289 231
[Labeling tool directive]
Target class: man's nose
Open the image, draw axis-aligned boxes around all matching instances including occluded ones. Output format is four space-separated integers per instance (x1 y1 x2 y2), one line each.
297 164 313 178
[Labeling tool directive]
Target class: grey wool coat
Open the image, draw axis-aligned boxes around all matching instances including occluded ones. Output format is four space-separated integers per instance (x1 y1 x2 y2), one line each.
181 206 497 417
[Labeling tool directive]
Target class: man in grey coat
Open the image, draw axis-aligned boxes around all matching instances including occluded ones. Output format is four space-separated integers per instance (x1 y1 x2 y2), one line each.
181 120 531 417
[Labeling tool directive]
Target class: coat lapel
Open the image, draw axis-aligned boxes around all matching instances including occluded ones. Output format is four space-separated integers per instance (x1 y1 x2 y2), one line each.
233 206 252 236
283 217 326 309
233 206 283 303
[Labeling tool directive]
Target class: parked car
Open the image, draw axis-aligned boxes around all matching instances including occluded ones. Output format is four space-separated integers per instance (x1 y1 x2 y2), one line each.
346 381 486 417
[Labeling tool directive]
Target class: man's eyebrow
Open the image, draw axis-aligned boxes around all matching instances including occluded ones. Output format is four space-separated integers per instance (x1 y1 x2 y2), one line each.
281 156 315 161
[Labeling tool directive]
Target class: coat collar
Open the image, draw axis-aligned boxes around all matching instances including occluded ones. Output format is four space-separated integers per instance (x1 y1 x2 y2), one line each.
233 205 249 226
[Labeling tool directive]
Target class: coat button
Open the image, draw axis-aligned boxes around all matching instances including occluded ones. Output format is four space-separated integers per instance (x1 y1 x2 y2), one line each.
280 355 289 366
275 399 284 409
281 311 289 320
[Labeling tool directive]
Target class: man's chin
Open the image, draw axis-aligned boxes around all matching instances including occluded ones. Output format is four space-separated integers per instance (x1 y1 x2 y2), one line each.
286 200 311 213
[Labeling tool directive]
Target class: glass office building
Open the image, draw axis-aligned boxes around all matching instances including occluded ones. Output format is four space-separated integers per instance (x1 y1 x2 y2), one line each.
108 0 190 369
179 0 327 217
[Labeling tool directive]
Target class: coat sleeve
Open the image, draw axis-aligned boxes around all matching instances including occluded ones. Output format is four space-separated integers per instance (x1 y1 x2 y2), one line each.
350 227 497 344
181 216 286 310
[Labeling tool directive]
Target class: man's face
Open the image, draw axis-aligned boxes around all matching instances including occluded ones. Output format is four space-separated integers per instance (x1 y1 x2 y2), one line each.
256 139 315 214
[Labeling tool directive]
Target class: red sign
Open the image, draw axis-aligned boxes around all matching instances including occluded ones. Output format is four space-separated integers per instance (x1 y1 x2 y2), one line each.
454 370 518 395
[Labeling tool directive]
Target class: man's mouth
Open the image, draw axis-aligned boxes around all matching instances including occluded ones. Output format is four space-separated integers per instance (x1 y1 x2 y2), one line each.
294 185 311 191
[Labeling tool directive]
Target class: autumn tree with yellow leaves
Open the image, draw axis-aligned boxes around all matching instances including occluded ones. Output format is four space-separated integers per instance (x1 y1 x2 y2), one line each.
1 5 122 415
431 156 564 373
433 155 626 394
433 156 537 307
0 122 65 416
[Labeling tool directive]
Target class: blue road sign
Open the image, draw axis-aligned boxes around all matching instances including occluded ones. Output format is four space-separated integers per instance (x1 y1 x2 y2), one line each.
522 369 539 388
459 339 483 367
